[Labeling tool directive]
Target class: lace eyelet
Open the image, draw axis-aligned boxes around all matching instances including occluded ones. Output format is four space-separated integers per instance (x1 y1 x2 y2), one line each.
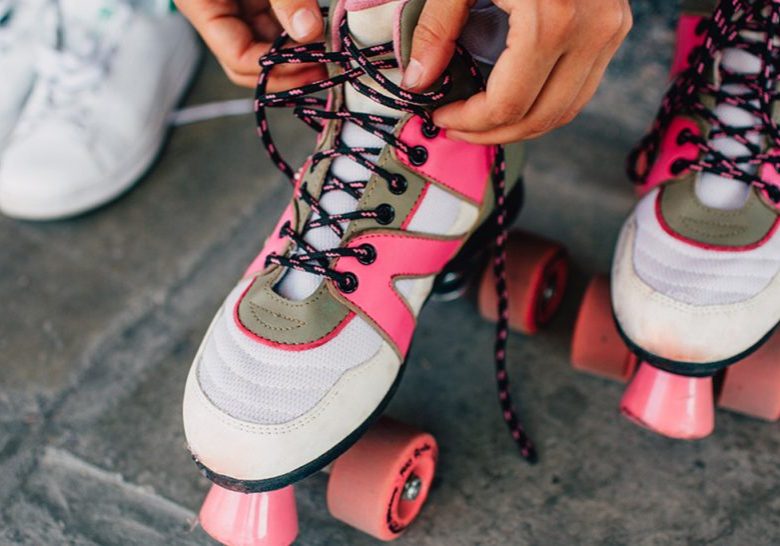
357 244 377 265
421 124 440 139
409 145 429 166
671 159 689 175
375 204 395 225
676 129 692 145
337 272 359 293
389 174 408 195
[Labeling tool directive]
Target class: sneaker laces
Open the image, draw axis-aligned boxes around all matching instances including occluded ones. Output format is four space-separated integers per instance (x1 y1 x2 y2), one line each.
255 10 537 463
15 1 128 133
0 0 17 50
628 0 780 203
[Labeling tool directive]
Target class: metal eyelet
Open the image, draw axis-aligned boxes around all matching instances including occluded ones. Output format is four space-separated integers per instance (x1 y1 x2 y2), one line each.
409 145 429 166
676 129 692 145
671 159 689 175
421 124 440 139
337 272 359 293
357 244 377 265
375 204 395 225
389 174 408 195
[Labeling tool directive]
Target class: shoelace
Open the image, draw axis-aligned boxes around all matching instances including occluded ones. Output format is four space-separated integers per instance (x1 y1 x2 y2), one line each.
15 45 105 134
628 0 780 203
254 12 537 463
0 0 16 50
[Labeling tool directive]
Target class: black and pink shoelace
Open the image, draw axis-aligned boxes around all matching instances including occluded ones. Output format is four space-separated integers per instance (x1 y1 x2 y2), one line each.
628 0 780 202
253 12 536 463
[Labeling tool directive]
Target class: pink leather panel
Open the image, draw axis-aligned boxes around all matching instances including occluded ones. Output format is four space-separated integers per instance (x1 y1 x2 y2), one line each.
243 204 295 278
397 116 494 205
333 232 461 356
670 15 706 79
642 116 701 195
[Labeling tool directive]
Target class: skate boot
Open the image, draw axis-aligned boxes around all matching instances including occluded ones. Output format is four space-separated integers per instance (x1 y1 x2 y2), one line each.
182 0 545 500
610 0 780 437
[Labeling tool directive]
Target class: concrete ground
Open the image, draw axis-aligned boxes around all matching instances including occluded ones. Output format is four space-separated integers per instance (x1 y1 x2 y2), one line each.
2 3 780 545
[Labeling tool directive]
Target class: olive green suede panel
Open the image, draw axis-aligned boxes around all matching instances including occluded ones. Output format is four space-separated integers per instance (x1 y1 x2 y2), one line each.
660 177 778 247
237 268 352 345
344 145 428 238
476 140 525 226
681 0 717 16
399 0 423 67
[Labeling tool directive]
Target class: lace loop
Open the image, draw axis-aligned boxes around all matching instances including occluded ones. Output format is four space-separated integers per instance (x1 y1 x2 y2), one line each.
628 0 780 201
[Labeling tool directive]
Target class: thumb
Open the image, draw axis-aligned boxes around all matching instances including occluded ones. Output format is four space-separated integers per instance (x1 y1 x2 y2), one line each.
402 0 472 91
269 0 324 43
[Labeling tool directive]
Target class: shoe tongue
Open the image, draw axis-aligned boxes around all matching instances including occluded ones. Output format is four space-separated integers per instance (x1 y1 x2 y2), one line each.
342 0 403 119
275 0 404 301
696 36 761 210
57 0 125 56
345 0 398 48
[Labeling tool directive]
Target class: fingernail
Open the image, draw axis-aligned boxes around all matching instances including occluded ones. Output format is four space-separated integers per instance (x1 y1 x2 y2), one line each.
291 8 318 40
402 58 423 89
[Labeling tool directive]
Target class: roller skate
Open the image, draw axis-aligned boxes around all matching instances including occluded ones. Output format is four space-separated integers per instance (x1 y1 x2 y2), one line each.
572 0 780 439
184 0 566 542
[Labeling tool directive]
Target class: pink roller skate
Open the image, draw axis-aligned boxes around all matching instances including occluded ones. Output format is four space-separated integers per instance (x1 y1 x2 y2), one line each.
572 0 780 439
184 0 566 542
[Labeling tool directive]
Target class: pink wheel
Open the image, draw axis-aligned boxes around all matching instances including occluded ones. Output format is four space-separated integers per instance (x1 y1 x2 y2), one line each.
620 362 715 439
718 330 780 420
478 231 568 334
199 484 298 546
570 275 637 381
326 417 437 541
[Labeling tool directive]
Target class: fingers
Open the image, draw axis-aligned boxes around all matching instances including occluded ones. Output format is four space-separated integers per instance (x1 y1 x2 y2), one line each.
175 0 326 89
176 0 270 84
401 0 473 90
268 0 323 42
558 10 632 125
434 0 632 143
220 60 324 91
433 8 558 134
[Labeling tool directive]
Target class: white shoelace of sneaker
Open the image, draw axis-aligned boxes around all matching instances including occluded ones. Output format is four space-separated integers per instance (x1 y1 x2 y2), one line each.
14 2 130 135
0 0 18 50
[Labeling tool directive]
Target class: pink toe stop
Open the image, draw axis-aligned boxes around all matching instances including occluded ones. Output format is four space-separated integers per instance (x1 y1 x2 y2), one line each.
620 362 715 439
199 484 299 546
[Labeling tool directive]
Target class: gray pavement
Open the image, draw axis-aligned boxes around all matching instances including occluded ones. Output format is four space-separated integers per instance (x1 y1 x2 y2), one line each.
2 3 780 544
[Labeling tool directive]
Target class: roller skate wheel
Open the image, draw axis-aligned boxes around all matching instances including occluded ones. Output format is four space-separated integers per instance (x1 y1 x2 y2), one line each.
326 417 438 541
570 275 636 381
478 231 568 334
199 484 298 546
718 329 780 421
620 362 715 439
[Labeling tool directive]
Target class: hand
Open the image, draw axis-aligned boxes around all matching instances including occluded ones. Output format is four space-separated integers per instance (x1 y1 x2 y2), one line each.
402 0 632 143
174 0 326 90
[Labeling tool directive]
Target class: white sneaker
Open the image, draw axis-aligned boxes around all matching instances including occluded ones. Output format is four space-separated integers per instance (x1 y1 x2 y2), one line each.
0 0 54 151
0 0 200 220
